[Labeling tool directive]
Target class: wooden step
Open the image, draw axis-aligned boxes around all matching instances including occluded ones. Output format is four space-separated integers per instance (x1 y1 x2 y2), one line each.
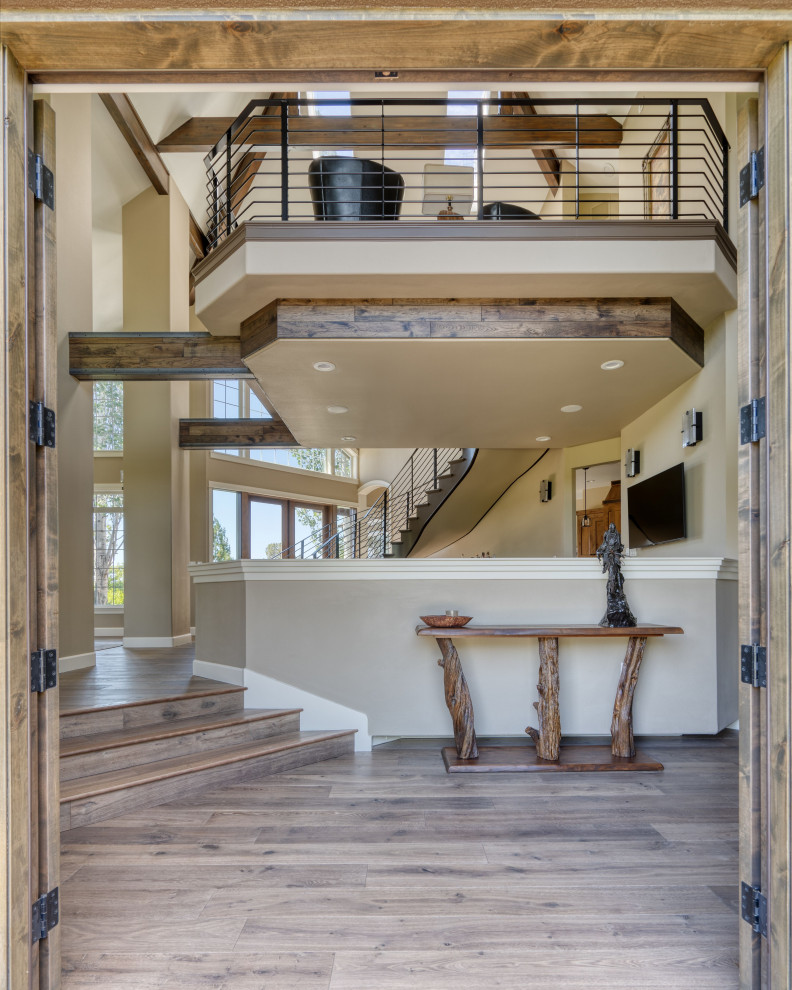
60 708 303 782
60 729 356 830
60 685 246 739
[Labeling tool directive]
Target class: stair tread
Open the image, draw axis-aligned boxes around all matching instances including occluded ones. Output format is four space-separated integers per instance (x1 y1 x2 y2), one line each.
61 683 246 718
61 707 303 757
61 729 356 802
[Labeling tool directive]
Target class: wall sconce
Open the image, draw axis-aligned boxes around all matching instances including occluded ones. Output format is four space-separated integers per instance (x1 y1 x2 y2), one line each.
682 409 703 447
540 480 552 502
624 449 641 478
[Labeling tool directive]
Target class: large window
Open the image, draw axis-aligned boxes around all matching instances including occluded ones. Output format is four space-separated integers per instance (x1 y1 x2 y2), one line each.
211 380 357 478
211 487 355 560
93 491 124 605
93 381 123 452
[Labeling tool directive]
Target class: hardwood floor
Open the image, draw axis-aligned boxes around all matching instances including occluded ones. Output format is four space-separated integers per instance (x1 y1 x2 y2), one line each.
61 731 739 989
61 643 229 712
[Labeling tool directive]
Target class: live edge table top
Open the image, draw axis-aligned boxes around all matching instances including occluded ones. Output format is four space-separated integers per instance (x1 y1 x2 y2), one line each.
415 624 684 638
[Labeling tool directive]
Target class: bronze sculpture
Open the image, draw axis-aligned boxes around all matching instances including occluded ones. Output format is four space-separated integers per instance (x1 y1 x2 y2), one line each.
596 523 637 627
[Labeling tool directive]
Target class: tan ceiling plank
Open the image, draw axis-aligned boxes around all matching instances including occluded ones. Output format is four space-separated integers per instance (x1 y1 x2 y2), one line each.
3 20 789 73
178 418 296 448
68 332 252 380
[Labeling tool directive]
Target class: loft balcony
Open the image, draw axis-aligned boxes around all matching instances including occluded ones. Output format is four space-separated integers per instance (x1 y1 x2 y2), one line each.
193 96 736 334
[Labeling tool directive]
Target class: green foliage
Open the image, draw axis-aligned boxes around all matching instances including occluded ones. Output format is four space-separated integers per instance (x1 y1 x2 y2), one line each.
93 382 124 451
265 541 283 559
212 518 233 562
289 448 328 473
107 566 125 605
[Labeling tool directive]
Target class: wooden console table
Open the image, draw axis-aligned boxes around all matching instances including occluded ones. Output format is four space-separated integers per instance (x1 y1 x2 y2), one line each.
415 624 683 773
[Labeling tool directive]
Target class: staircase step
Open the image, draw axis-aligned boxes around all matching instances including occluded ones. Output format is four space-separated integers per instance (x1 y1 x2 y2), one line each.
60 729 356 830
60 685 246 739
60 708 303 782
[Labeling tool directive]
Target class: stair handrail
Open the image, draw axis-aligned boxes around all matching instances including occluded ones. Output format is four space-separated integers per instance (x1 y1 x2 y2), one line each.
269 447 469 559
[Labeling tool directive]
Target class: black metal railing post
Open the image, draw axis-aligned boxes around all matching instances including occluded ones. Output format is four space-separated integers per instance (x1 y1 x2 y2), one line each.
433 448 438 489
300 538 305 559
225 132 232 239
721 133 729 233
476 103 484 220
211 171 219 248
669 100 679 220
382 490 389 553
280 101 289 221
409 453 414 516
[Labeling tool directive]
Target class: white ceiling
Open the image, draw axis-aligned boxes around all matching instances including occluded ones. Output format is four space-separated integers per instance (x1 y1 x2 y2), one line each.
244 336 701 449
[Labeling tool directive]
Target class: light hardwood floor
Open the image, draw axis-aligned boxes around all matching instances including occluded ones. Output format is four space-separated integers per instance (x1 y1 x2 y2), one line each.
61 731 739 989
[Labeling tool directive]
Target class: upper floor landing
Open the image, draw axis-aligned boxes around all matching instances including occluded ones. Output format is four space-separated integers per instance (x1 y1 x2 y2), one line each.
191 95 737 333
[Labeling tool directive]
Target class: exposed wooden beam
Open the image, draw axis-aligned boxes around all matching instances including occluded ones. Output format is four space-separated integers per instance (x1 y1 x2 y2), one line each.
189 213 207 260
99 93 209 259
178 417 296 449
69 332 253 380
159 112 623 155
99 92 169 194
503 91 561 195
2 19 789 75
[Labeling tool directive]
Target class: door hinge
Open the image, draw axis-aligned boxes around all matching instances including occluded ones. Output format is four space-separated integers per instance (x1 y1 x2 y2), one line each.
32 888 59 944
740 397 766 444
741 882 768 938
739 147 764 207
27 149 55 210
31 649 58 693
740 644 767 688
29 400 56 448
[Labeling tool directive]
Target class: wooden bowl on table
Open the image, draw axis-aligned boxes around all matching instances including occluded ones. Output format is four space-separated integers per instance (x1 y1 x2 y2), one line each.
420 615 473 628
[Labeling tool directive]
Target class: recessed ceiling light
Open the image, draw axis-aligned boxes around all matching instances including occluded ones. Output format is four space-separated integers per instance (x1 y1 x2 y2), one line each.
536 436 552 443
313 361 336 372
341 436 357 443
326 405 348 414
601 359 624 371
560 404 583 413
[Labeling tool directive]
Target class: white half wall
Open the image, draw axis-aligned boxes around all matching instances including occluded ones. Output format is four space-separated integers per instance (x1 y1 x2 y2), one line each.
191 558 738 741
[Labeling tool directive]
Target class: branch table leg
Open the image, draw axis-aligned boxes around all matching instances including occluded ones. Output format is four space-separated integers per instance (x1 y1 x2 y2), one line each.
437 637 478 760
611 635 647 758
525 636 561 761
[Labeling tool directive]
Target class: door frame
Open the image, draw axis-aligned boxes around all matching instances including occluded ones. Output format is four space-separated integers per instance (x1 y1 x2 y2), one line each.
1 26 791 990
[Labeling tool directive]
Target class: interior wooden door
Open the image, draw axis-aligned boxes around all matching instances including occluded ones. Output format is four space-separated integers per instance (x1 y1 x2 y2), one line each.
1 50 60 990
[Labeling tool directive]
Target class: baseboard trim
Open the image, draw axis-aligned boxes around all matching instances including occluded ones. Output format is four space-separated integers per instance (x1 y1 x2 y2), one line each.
123 635 191 648
59 652 96 673
94 627 123 637
193 659 245 686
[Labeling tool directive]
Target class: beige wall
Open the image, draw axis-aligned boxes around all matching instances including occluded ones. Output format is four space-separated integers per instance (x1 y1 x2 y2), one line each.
52 94 96 669
121 187 191 644
433 438 620 558
622 311 737 558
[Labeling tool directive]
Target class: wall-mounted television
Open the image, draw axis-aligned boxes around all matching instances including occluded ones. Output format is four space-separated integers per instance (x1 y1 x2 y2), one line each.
627 463 686 548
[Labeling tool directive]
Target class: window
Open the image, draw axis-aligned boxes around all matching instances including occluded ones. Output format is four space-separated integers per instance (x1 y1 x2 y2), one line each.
93 381 123 451
212 489 239 561
210 488 356 560
307 91 353 157
211 381 358 478
444 90 487 169
93 491 124 605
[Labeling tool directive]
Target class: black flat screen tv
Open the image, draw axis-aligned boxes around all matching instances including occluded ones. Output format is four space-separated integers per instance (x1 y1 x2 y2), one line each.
627 463 686 548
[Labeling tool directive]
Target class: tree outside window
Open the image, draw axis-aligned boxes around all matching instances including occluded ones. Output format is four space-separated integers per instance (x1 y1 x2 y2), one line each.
93 492 124 605
93 382 123 451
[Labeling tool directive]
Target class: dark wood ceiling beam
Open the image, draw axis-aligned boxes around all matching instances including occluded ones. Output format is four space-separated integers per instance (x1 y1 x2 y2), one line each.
158 112 623 154
178 418 296 449
99 93 170 194
503 91 561 194
99 93 209 259
69 332 253 380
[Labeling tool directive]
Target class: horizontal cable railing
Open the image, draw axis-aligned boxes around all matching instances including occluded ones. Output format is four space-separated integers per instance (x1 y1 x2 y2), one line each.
204 97 730 249
271 447 466 560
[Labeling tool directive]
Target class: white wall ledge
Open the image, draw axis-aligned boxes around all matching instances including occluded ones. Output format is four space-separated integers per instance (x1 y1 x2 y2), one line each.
190 556 737 583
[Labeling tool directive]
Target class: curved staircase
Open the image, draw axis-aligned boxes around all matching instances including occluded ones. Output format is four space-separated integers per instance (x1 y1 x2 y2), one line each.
60 683 355 830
